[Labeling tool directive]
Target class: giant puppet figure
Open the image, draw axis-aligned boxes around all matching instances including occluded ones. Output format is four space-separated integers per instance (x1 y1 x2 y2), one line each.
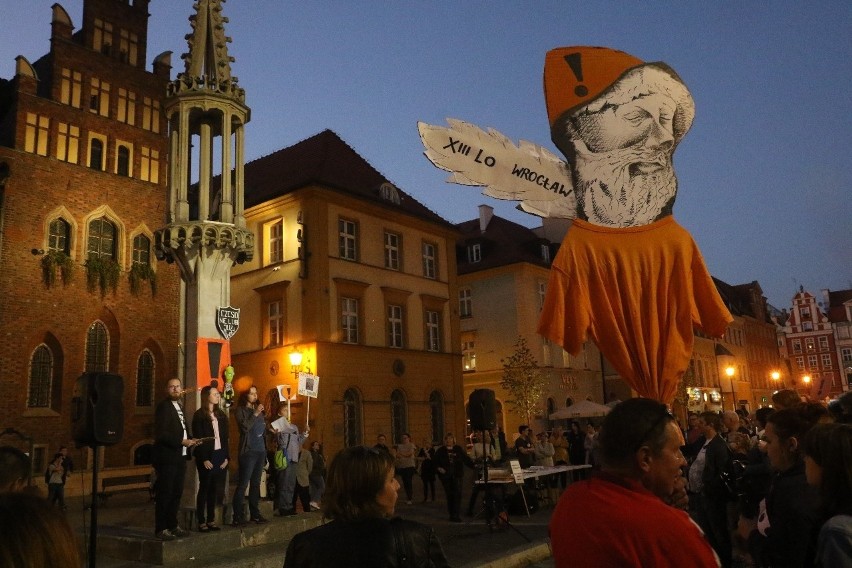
419 47 732 403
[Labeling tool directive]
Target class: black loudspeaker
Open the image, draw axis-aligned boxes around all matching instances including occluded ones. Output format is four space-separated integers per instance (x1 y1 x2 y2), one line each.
468 388 497 431
72 372 124 447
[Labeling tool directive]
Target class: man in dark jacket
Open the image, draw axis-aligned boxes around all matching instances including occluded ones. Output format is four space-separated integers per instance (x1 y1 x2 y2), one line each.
153 378 199 541
688 411 732 567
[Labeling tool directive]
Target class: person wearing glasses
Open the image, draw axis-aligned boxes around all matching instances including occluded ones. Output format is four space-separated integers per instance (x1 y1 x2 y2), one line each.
550 398 719 567
283 445 449 567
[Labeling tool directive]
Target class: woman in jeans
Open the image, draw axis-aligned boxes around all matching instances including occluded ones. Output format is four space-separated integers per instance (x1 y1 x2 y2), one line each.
395 433 417 505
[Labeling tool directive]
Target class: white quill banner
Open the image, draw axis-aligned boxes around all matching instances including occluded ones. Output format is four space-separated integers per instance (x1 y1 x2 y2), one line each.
417 118 576 219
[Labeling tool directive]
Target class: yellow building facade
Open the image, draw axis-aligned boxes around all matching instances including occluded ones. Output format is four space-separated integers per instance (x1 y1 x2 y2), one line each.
228 131 463 458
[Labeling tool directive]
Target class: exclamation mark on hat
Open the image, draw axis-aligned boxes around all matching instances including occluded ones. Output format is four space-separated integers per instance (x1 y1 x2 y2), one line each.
565 53 588 97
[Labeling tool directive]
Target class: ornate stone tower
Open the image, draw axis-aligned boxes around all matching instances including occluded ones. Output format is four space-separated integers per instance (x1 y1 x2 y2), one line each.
154 0 253 401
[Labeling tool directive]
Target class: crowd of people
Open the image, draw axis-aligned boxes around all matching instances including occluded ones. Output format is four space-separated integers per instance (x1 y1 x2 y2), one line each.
3 381 851 567
676 389 852 568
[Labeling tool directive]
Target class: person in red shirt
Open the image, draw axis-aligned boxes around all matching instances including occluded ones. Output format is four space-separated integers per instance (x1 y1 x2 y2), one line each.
550 398 719 567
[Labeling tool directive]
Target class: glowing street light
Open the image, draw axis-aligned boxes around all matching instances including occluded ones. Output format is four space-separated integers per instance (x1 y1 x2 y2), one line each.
725 366 736 411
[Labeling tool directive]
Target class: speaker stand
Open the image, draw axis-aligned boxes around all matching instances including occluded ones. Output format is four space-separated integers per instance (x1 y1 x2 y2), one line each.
87 444 102 568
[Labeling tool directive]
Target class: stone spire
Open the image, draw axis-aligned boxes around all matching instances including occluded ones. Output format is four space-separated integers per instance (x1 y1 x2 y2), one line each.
170 0 244 101
154 0 253 406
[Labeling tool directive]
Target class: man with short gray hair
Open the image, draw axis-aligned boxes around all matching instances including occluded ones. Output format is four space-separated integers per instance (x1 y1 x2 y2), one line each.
549 398 719 567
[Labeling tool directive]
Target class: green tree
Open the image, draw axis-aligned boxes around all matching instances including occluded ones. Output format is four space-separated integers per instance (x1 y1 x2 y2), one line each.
500 336 547 425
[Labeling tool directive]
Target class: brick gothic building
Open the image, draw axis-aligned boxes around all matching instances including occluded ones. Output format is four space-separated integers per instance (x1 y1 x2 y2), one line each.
0 0 180 474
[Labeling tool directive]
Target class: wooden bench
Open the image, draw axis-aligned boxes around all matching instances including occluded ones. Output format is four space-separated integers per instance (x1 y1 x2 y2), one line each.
97 472 153 503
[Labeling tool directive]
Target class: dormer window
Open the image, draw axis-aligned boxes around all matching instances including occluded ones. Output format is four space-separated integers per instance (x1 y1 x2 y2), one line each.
379 182 401 205
467 243 481 263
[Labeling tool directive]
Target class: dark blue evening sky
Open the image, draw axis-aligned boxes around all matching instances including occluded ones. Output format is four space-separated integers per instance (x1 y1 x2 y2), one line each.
2 1 850 309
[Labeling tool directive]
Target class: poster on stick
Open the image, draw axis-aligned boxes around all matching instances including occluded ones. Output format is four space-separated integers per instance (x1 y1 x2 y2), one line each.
298 372 319 398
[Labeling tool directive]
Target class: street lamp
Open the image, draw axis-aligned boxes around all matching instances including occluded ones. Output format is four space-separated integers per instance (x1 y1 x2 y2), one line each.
771 370 781 384
801 374 811 399
725 366 736 411
287 351 303 421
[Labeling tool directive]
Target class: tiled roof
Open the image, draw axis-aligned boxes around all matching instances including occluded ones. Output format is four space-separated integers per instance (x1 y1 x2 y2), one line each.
242 129 450 227
826 288 852 322
455 214 554 274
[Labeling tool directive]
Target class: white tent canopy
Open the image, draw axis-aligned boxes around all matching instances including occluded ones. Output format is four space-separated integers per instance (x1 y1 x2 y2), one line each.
548 400 611 420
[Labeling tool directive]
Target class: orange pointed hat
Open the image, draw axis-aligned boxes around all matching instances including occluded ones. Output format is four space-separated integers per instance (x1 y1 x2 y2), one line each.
544 46 694 143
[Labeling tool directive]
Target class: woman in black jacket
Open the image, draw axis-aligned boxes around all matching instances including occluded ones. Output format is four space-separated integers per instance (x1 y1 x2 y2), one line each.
433 433 474 522
191 385 229 531
284 445 449 568
738 403 824 567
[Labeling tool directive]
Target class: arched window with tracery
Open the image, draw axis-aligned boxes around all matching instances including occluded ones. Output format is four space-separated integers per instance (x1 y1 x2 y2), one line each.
48 218 71 254
28 344 53 408
343 388 362 448
85 321 109 372
88 217 116 260
135 349 154 406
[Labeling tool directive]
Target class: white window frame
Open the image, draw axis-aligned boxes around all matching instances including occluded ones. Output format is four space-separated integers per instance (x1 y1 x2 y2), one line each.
384 231 400 270
339 219 357 261
341 297 359 344
388 304 403 348
459 288 472 318
422 242 437 279
425 310 440 352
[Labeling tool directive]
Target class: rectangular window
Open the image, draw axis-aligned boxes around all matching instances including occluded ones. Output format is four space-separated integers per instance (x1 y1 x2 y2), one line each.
119 29 139 65
538 281 547 312
459 288 472 318
803 322 814 331
806 338 815 351
269 220 283 264
822 354 833 368
463 341 476 371
467 243 481 263
796 356 805 369
801 307 811 319
60 68 82 107
541 244 551 263
422 242 437 279
388 305 403 348
792 339 802 353
818 336 829 351
116 88 136 125
842 348 852 364
25 113 49 156
425 310 440 352
341 297 359 344
141 97 161 133
93 19 113 55
384 232 400 270
808 355 819 369
268 301 283 347
139 147 159 183
56 123 80 163
90 77 110 116
338 219 357 260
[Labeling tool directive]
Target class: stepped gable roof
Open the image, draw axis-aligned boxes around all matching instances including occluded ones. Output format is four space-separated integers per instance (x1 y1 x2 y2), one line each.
826 288 852 322
243 129 450 227
455 214 554 275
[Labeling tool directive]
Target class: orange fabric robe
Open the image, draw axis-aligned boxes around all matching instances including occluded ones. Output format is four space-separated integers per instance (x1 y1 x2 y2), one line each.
537 216 732 403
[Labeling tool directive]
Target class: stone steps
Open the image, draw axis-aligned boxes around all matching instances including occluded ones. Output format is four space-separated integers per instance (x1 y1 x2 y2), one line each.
86 506 321 566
